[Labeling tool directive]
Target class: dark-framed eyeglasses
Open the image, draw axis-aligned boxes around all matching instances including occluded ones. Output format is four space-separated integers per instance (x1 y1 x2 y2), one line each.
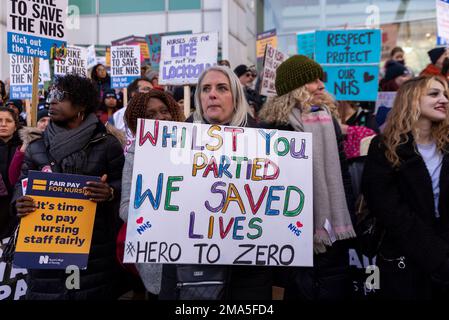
47 87 71 102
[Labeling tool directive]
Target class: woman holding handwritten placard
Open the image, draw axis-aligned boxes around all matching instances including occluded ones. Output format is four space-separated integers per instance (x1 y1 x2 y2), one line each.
362 76 449 299
119 89 185 298
156 65 272 300
13 74 125 300
259 55 356 300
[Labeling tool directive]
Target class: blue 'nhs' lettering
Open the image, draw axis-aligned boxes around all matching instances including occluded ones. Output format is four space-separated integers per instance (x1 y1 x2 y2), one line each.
288 223 302 237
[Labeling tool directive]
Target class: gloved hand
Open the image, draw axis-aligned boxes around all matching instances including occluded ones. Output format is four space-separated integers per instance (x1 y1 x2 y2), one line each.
431 258 449 285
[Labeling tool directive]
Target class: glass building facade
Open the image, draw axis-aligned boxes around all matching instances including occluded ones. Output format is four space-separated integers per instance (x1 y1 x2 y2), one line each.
262 0 439 74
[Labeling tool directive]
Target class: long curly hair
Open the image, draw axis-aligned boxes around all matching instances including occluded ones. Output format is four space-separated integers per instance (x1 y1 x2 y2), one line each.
124 90 185 135
383 76 449 167
258 86 338 125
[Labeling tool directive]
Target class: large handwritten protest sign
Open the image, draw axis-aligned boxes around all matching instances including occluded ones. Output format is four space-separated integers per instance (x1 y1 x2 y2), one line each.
322 65 379 101
260 44 287 97
9 55 44 99
54 45 88 77
124 120 313 267
159 32 218 85
145 31 192 72
111 45 141 89
315 29 381 101
315 29 381 64
7 0 67 59
14 171 99 269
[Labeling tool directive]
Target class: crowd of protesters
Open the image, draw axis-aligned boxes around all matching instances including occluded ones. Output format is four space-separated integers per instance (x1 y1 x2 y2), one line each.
1 45 449 301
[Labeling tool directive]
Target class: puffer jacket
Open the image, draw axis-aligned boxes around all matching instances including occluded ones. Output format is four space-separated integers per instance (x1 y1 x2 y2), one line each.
0 131 21 239
13 121 125 300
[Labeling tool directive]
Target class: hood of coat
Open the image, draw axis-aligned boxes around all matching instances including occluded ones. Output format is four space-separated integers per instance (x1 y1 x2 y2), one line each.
18 126 42 146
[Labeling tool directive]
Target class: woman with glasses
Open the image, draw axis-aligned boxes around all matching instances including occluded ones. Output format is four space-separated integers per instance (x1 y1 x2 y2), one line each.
363 76 449 299
13 74 125 300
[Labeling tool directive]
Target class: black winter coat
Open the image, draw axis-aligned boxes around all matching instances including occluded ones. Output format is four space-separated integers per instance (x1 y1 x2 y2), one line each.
362 135 449 273
0 132 21 239
13 121 125 300
159 114 273 300
259 116 355 300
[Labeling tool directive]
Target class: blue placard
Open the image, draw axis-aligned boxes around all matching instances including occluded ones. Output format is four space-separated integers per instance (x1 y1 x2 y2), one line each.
10 84 33 99
7 32 66 59
112 75 139 89
315 29 381 64
10 84 44 99
13 252 87 270
322 65 379 101
297 32 315 59
26 171 100 200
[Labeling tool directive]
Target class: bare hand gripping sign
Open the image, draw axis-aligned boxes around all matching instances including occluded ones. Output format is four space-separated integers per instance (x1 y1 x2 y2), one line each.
124 120 314 267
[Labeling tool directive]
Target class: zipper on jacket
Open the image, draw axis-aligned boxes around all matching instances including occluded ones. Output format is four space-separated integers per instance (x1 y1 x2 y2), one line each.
177 281 224 287
380 254 406 269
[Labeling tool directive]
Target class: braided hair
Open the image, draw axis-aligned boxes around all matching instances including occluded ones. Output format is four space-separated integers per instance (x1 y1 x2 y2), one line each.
124 90 185 135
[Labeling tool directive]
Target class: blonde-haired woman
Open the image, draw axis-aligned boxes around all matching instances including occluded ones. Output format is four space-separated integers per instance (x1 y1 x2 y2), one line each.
160 65 270 300
362 76 449 299
189 65 257 127
259 55 356 300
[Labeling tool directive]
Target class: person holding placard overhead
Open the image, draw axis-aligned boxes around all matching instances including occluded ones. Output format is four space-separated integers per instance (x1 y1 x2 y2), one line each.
158 65 271 300
13 74 126 300
258 55 356 300
362 76 449 299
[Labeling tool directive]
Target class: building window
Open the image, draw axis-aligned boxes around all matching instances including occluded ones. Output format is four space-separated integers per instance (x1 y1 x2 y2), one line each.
169 0 201 11
99 0 165 14
68 0 96 15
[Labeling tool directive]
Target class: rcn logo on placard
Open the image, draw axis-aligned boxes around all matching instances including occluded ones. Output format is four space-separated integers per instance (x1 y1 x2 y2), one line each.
39 255 50 264
32 179 48 191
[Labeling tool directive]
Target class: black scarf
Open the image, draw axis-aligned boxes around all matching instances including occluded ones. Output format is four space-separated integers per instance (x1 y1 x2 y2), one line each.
45 113 99 174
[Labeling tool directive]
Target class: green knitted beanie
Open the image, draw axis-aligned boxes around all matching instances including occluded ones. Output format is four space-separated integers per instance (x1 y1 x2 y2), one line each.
275 55 324 96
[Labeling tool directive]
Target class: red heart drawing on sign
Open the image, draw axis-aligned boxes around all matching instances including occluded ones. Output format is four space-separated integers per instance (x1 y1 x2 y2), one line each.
136 217 143 224
296 221 303 228
363 72 375 83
